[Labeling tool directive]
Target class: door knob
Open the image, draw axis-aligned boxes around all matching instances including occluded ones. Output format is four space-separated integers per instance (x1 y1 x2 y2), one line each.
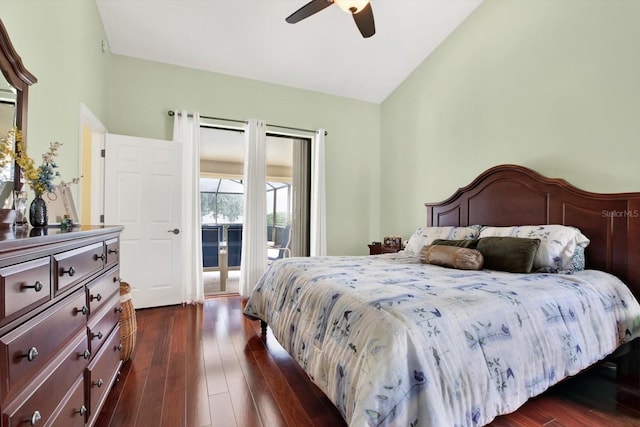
168 228 180 235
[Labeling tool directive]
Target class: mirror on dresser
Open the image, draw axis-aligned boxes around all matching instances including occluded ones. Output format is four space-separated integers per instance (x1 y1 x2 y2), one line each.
0 18 37 211
0 74 17 207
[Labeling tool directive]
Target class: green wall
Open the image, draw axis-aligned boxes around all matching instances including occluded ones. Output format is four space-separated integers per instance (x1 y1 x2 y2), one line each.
380 0 640 242
0 0 110 187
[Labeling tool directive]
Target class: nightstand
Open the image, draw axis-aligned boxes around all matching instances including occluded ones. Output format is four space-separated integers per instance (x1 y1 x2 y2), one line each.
368 243 401 255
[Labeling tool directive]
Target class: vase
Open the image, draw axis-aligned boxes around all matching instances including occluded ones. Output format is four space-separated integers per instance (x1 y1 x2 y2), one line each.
29 194 48 227
13 190 28 227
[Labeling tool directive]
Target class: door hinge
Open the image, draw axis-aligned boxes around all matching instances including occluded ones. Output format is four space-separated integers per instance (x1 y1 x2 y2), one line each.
101 149 105 158
99 214 104 223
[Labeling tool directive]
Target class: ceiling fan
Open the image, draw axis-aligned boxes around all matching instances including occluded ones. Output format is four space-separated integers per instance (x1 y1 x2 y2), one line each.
286 0 376 38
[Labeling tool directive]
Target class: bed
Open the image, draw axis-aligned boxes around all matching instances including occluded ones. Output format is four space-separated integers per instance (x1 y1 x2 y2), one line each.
243 164 640 426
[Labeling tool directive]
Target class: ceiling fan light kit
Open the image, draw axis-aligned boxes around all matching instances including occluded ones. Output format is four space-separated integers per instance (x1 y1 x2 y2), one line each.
335 0 369 14
286 0 376 38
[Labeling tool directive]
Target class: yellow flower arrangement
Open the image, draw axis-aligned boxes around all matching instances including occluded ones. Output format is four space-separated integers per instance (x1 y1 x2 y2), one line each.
0 128 62 197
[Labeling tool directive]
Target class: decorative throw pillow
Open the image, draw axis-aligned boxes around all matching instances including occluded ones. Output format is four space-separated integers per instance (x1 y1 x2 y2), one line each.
479 225 589 273
566 246 586 272
404 226 481 256
476 237 541 273
419 245 484 270
431 238 478 249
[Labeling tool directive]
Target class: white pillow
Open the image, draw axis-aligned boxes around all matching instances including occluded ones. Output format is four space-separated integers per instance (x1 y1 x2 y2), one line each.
479 225 590 273
404 226 481 256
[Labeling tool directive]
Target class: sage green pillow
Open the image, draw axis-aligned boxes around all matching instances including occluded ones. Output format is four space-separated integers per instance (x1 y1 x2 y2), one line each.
431 239 478 249
476 237 541 273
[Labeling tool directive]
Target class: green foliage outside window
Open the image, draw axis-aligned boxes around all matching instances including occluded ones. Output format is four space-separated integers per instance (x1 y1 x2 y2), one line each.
201 192 243 223
267 212 288 226
201 192 215 217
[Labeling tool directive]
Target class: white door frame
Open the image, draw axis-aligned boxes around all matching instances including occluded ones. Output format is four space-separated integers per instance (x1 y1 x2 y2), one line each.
78 103 106 225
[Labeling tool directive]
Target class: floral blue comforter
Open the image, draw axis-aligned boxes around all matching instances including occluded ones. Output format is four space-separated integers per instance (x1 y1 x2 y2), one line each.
243 253 640 426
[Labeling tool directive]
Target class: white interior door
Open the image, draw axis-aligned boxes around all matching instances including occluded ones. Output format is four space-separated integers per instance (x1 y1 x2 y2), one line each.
104 134 182 309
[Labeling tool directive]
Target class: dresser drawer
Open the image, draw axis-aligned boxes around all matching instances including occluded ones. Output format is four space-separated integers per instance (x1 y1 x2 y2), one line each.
54 242 105 294
86 268 120 316
87 293 121 357
0 257 50 327
50 377 86 427
86 325 121 423
0 290 87 397
2 332 88 427
105 238 119 267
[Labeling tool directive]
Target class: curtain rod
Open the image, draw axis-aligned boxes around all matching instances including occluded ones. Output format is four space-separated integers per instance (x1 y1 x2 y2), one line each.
168 110 327 136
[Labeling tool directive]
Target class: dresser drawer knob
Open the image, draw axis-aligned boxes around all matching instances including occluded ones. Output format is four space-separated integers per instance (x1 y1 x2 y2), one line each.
62 266 76 277
113 276 121 283
108 248 119 255
75 306 88 315
79 349 91 360
29 410 41 426
94 253 106 261
116 344 123 351
21 280 43 292
76 405 87 416
90 293 102 302
21 347 39 362
92 331 104 340
116 306 123 314
93 378 104 388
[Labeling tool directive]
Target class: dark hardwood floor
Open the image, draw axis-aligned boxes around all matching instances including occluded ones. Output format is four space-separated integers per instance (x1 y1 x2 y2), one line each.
96 296 640 427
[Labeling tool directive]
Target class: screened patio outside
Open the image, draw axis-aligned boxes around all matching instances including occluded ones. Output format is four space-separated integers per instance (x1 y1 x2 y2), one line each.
201 177 292 294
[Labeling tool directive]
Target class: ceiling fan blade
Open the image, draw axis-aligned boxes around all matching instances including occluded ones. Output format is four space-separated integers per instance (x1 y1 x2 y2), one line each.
352 2 375 38
286 0 334 24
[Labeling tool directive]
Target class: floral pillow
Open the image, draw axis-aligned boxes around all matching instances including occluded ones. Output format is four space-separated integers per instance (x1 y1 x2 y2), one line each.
404 226 481 256
478 225 590 273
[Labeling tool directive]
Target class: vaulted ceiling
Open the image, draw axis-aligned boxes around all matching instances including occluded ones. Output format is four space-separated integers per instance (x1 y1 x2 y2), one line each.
96 0 482 103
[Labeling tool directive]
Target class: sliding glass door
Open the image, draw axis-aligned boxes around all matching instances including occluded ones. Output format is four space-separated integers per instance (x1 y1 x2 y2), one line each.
199 125 311 295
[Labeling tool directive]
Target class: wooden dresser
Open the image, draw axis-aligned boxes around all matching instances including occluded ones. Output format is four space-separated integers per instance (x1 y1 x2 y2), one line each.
0 226 123 427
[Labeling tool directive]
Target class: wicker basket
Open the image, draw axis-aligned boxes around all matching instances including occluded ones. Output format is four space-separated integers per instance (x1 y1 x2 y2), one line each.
119 281 137 361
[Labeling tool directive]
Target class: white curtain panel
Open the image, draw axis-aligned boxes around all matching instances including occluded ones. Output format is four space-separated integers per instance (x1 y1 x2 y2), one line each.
172 110 204 304
310 129 327 256
291 138 310 257
239 119 268 296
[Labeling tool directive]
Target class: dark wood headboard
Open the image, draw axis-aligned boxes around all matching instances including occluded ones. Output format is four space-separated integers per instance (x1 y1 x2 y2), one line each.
425 164 640 300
